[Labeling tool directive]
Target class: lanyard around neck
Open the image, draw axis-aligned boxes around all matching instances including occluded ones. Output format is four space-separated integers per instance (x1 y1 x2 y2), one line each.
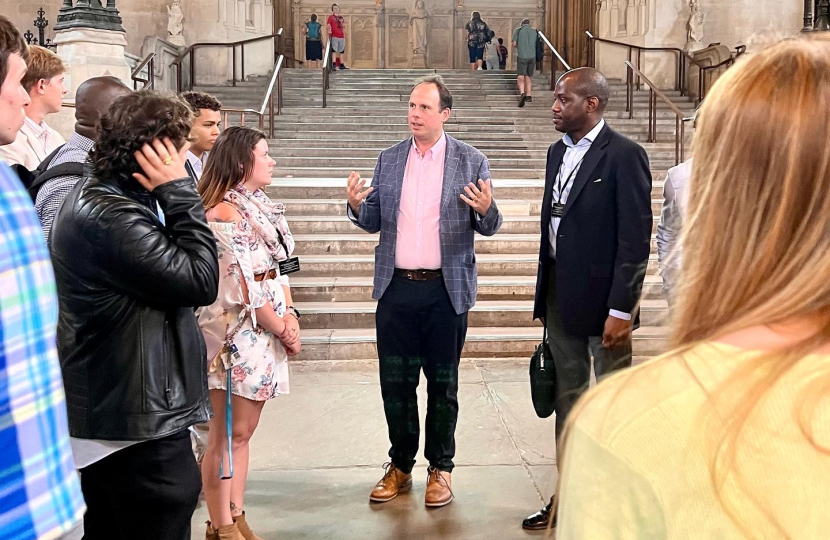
554 154 586 206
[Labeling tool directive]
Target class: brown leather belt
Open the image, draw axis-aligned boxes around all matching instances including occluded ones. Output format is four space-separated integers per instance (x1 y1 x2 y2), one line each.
254 268 278 282
394 268 443 281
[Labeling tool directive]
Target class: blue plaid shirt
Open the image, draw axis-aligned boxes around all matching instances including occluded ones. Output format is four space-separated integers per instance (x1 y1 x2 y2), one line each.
0 161 85 539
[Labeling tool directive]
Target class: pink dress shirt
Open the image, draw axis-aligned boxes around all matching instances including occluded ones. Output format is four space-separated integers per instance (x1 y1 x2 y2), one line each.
394 133 446 270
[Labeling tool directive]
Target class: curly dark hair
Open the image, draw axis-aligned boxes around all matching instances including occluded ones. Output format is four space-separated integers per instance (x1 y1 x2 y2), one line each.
179 91 223 115
90 90 193 188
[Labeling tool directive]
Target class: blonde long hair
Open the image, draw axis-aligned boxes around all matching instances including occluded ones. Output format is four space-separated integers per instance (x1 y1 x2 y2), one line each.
554 36 830 539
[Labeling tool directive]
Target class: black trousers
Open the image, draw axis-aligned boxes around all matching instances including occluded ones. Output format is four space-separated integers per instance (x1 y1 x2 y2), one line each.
545 262 632 442
376 275 468 474
80 429 201 540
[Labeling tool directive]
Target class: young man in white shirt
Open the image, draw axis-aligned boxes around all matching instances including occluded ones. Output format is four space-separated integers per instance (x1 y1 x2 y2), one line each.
180 91 222 182
0 45 66 169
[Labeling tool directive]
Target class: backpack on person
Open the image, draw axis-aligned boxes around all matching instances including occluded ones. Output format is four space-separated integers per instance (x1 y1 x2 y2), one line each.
11 145 85 203
306 21 321 40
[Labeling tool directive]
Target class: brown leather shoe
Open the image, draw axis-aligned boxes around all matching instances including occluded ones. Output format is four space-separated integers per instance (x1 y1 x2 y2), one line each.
206 522 245 540
369 462 413 503
234 512 265 540
424 466 454 507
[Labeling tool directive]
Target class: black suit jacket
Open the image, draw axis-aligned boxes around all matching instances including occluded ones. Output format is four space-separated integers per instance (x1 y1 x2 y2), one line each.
532 123 653 337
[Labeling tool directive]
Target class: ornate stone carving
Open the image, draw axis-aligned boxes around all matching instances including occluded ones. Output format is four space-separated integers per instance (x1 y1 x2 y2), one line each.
166 0 185 46
409 0 428 67
685 0 704 52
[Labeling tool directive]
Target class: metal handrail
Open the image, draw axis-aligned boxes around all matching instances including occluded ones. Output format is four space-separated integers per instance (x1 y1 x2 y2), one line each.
322 38 333 108
131 52 155 89
220 55 285 138
697 45 745 103
625 61 690 165
586 30 695 115
537 31 571 91
171 28 284 92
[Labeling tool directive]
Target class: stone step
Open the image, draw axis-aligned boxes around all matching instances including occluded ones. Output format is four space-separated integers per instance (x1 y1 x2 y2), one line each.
269 146 683 160
268 130 682 144
294 325 669 361
296 299 669 329
283 213 664 235
292 231 664 256
272 166 672 180
290 274 665 303
272 108 693 120
294 253 663 277
271 156 679 173
280 197 666 217
266 179 669 200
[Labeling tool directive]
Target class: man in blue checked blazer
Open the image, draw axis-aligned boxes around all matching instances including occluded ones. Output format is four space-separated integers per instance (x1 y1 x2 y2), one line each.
347 75 502 507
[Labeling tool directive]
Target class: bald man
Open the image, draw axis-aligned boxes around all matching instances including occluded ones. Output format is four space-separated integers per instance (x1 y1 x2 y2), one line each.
34 76 131 242
523 67 652 531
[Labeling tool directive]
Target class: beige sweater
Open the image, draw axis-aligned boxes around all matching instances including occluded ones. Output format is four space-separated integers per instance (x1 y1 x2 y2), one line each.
0 117 65 170
557 342 830 539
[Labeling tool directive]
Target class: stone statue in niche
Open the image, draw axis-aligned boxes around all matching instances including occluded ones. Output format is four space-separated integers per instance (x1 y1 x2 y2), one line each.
685 0 704 52
167 0 185 46
410 0 429 56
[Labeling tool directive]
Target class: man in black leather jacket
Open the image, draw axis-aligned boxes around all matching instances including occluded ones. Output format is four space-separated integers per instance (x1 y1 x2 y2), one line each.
50 91 219 540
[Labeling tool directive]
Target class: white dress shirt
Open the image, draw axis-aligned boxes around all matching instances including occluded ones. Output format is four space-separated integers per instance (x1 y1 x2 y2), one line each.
186 150 208 181
548 118 631 322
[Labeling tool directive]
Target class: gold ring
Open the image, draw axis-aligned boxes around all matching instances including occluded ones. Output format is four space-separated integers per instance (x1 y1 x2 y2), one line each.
162 155 173 166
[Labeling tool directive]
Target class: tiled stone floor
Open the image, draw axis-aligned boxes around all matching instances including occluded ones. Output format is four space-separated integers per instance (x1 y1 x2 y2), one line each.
190 359 560 539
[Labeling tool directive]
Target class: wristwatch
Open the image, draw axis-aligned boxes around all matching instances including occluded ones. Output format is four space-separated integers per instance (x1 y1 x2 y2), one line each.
286 306 302 320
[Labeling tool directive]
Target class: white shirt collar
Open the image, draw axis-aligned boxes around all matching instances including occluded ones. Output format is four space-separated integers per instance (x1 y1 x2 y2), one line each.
23 116 49 139
563 118 605 148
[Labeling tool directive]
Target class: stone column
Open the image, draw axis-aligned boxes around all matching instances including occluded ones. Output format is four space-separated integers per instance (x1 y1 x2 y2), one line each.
53 0 131 97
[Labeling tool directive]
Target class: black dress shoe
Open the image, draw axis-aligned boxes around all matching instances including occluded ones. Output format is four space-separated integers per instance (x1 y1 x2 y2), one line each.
521 496 556 531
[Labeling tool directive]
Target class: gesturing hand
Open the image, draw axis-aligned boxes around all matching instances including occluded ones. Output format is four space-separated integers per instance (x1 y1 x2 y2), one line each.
346 171 373 215
460 178 493 215
132 138 190 192
602 315 632 349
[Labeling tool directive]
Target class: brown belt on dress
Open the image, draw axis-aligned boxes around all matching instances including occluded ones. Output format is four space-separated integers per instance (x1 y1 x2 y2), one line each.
254 268 278 282
394 268 443 281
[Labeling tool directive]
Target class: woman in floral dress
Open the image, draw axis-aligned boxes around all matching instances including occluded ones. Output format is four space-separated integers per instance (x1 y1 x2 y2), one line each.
197 126 301 540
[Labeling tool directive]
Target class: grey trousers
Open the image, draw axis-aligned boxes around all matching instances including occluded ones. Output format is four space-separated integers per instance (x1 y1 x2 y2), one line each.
545 262 632 442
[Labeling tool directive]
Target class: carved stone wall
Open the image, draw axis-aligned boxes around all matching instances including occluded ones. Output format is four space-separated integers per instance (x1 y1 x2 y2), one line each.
290 0 540 69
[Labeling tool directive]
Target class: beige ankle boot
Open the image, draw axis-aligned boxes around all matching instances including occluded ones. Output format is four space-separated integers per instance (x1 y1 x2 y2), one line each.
234 512 265 540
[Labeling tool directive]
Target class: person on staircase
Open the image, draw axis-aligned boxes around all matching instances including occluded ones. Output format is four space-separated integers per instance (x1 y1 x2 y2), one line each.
465 11 490 70
197 126 301 540
181 91 223 183
327 3 348 70
303 13 323 69
0 45 66 169
485 30 501 70
346 75 503 508
522 67 652 531
556 36 830 540
513 19 537 108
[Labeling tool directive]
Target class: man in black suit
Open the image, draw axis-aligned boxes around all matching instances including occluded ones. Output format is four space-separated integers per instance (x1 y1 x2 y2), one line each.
521 67 652 531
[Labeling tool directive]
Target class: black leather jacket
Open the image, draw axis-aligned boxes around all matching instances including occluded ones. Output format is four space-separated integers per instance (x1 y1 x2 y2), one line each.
50 176 219 441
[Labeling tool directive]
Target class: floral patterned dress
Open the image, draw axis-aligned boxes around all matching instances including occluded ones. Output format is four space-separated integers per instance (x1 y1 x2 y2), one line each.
197 186 295 401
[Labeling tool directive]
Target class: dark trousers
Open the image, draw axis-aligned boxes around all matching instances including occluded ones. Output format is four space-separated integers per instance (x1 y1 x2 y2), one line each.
376 275 468 474
545 262 632 443
80 429 201 540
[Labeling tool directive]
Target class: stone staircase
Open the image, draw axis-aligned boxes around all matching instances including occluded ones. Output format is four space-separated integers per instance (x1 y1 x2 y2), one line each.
195 68 695 362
